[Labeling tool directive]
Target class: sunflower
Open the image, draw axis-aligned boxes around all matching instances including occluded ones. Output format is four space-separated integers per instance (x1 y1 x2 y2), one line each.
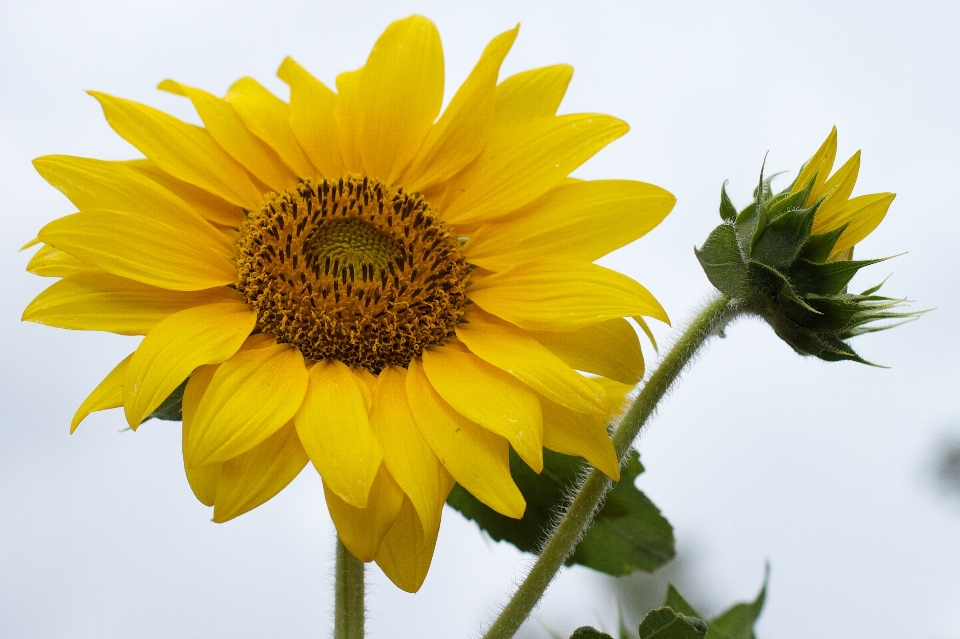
22 15 673 592
791 126 895 260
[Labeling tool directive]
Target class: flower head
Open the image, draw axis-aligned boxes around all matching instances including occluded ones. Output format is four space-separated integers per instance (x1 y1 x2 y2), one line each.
696 127 917 364
22 16 673 591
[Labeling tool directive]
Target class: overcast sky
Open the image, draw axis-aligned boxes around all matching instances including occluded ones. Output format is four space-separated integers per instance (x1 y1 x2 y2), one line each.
2 1 959 638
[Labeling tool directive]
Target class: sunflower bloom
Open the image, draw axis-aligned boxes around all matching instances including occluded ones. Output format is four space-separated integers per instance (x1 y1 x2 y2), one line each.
22 16 674 591
696 127 912 364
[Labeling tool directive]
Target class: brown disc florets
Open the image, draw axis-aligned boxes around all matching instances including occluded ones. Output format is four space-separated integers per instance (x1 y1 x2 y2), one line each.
236 176 468 372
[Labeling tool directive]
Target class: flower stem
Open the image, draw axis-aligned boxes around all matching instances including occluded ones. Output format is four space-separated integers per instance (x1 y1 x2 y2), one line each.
334 537 365 639
481 294 738 639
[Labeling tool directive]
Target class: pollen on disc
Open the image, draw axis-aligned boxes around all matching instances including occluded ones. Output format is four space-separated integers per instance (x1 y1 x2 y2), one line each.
236 176 468 372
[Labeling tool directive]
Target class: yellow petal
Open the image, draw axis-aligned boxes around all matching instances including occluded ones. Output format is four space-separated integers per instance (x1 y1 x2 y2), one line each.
323 465 405 561
225 77 316 178
277 57 344 179
541 396 620 481
493 65 573 128
32 155 235 256
352 366 378 404
37 209 237 291
125 160 245 228
182 363 221 506
186 341 308 467
529 318 645 385
294 360 382 508
421 343 543 472
375 495 447 593
158 80 298 193
71 353 132 433
371 365 454 536
357 15 444 181
405 358 524 518
181 334 281 504
25 244 88 278
815 151 861 224
465 179 675 270
469 260 669 331
23 271 238 336
89 92 263 209
124 301 256 428
213 421 310 522
335 69 364 173
792 126 838 204
826 192 896 257
442 114 629 225
401 27 518 192
456 312 606 414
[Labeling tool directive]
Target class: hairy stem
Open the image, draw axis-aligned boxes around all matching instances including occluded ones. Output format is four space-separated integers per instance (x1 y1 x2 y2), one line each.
334 537 365 639
481 294 738 639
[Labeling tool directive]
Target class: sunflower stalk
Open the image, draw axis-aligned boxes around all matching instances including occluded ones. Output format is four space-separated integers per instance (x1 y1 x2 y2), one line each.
334 537 366 639
481 294 740 639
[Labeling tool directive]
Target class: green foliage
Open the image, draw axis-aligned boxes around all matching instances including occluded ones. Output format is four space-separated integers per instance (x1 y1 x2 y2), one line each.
643 568 768 639
636 608 707 638
694 164 920 364
569 627 616 639
446 449 675 576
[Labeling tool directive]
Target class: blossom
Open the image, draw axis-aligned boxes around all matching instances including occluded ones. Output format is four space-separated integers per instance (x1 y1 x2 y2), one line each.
696 127 910 363
22 15 673 591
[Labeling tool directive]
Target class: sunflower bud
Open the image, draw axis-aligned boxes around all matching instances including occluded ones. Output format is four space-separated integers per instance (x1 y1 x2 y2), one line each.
696 128 920 364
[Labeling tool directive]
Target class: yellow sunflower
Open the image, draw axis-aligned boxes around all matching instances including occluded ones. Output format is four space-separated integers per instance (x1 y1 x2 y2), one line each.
22 15 673 592
791 126 895 259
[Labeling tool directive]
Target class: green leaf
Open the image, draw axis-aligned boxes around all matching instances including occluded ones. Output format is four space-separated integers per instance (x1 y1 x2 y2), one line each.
707 567 768 639
664 586 701 618
571 627 615 639
719 182 738 222
750 205 816 269
656 568 768 639
695 224 751 299
144 378 187 423
637 608 707 639
446 449 675 576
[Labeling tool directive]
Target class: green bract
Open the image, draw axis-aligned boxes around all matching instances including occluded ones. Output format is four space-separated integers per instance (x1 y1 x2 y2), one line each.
696 170 917 365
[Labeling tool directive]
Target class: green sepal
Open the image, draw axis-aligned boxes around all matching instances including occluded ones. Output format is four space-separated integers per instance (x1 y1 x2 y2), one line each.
570 627 616 639
719 181 738 222
787 256 888 297
749 205 817 269
764 181 812 218
798 225 846 262
446 448 675 576
636 608 707 638
695 224 750 299
746 260 820 314
733 203 759 258
144 378 187 423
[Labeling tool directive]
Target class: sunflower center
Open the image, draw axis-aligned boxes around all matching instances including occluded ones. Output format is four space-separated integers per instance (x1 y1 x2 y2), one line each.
236 176 468 373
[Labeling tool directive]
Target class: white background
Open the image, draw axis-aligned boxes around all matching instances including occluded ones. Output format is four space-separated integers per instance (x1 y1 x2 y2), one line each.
2 1 958 637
